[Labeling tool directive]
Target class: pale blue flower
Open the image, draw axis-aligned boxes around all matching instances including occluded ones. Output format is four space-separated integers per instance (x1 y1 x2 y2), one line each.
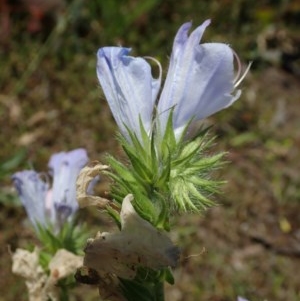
12 149 89 231
47 149 89 226
157 20 241 138
12 170 49 229
97 47 161 141
97 20 246 142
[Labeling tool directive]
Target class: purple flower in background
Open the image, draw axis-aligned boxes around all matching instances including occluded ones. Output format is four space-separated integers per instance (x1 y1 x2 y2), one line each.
97 20 248 142
12 149 89 231
12 170 49 229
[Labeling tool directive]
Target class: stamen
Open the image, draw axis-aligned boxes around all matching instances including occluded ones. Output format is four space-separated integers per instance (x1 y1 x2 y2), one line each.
144 56 162 81
232 49 252 88
144 55 163 128
234 61 252 88
233 50 242 83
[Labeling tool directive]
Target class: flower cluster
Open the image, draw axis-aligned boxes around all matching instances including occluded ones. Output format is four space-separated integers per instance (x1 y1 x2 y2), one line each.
97 20 247 143
12 148 89 232
96 20 249 218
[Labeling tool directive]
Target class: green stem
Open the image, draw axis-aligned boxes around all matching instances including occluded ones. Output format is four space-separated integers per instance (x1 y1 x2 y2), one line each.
59 281 70 301
154 281 164 301
119 271 165 301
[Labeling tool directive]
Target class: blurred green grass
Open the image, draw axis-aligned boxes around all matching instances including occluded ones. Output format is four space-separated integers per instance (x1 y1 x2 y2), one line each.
1 0 300 300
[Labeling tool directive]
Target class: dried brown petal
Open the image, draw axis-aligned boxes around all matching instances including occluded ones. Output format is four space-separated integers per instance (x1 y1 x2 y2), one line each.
76 161 110 208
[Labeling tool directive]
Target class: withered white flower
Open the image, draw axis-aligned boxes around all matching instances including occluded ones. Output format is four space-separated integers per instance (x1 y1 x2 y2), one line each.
11 248 47 301
11 248 82 301
97 20 249 142
83 194 180 279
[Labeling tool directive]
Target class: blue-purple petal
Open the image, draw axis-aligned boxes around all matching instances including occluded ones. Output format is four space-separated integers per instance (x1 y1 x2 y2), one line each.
97 47 161 141
12 170 48 228
48 148 88 223
158 20 240 138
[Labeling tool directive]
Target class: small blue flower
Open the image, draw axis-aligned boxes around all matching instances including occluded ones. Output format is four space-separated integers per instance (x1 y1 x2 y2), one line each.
12 149 89 231
97 20 247 142
97 47 161 142
12 170 49 229
157 20 242 139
